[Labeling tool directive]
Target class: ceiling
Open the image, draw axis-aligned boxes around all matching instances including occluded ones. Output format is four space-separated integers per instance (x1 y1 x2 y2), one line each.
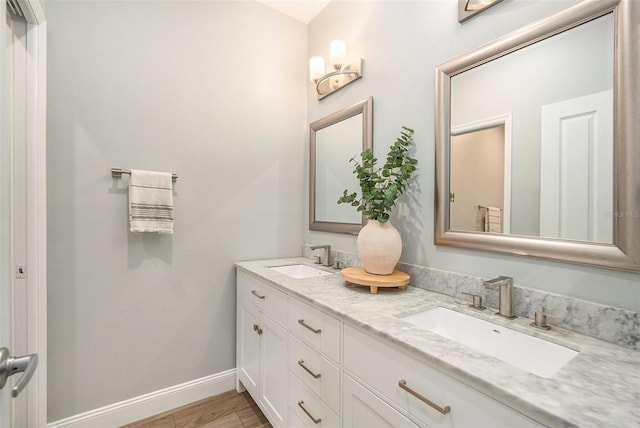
258 0 330 24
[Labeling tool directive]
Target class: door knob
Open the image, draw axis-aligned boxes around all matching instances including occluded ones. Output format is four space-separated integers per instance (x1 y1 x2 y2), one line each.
0 347 38 398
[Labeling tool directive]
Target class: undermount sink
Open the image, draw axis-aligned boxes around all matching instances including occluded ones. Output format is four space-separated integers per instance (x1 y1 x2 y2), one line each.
401 307 578 378
269 264 333 279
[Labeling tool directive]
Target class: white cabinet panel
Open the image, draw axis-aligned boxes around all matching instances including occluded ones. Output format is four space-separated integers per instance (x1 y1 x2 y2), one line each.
238 270 288 326
289 405 310 428
289 334 340 413
344 324 544 428
260 313 289 427
288 297 341 364
290 370 340 428
236 299 260 398
343 373 419 428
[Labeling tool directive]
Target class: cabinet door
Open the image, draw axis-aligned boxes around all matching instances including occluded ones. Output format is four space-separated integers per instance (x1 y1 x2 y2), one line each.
237 299 260 397
343 374 420 428
260 313 289 428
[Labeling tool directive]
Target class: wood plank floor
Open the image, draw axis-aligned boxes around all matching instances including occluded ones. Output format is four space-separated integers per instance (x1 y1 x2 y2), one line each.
121 391 272 428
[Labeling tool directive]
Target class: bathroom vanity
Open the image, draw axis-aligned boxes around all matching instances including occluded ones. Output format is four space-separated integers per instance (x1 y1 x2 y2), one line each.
235 258 640 428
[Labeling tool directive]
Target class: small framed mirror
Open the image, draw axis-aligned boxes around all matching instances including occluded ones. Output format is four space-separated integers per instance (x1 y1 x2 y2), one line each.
310 97 373 234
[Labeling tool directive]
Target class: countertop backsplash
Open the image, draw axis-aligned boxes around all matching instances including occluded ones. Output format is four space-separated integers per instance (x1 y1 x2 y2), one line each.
303 244 639 351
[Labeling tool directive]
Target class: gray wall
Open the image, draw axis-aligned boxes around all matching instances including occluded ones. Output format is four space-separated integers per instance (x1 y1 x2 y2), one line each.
305 0 639 312
47 1 306 421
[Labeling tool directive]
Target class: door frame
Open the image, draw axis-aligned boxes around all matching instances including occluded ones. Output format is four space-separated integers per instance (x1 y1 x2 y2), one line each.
1 0 47 425
451 113 512 234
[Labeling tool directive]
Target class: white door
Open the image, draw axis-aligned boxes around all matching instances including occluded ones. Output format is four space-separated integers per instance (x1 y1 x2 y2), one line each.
1 1 47 426
540 90 613 242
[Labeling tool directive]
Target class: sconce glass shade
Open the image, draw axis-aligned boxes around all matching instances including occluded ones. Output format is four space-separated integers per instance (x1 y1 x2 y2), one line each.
309 56 325 83
330 40 347 69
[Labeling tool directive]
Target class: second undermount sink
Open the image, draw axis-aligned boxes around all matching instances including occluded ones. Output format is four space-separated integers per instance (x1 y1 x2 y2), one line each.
401 307 578 378
269 264 333 279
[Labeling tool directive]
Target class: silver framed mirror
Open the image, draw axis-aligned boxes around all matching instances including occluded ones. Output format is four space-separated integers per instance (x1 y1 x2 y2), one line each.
435 0 640 272
309 97 373 234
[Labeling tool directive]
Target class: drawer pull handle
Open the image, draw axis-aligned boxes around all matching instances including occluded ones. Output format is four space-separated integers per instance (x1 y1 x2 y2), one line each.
298 400 321 424
398 379 451 415
252 324 263 335
298 359 322 379
251 290 266 299
298 319 321 334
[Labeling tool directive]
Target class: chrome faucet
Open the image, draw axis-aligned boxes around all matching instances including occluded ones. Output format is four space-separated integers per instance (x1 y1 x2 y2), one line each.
483 276 515 318
310 245 331 267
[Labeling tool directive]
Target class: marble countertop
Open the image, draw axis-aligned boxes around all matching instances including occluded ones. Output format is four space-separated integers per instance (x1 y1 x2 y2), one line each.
235 257 640 428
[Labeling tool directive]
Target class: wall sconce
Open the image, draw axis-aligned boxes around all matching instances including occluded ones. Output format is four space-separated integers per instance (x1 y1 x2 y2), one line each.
309 40 363 100
458 0 503 22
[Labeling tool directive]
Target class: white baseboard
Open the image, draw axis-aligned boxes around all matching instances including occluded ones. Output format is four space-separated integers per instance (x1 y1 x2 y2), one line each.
48 369 237 428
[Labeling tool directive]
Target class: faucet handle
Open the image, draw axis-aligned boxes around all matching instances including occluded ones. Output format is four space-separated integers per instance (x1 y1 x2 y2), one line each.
482 276 513 288
530 310 561 330
461 292 485 310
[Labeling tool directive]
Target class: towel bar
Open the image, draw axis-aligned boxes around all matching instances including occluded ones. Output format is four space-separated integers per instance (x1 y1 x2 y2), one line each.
478 204 502 211
111 168 177 182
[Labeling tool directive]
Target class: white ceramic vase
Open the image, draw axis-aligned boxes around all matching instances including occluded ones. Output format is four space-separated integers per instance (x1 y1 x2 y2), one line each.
357 219 402 275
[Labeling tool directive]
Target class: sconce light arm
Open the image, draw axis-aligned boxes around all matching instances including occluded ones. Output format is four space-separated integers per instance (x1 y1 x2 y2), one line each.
314 59 363 100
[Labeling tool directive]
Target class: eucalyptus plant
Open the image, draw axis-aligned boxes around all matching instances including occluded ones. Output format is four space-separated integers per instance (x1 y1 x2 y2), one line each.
337 126 418 223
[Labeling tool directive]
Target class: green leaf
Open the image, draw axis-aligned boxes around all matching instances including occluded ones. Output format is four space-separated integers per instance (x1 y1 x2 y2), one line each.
336 126 417 220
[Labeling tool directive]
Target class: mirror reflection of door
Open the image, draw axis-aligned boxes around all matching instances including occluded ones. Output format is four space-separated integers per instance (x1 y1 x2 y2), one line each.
450 124 510 233
540 90 613 243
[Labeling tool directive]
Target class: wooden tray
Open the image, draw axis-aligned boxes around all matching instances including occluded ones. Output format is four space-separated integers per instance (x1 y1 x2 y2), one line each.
341 267 410 294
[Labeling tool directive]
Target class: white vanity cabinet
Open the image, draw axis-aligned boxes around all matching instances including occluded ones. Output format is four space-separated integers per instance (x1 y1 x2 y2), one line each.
343 324 545 428
236 264 548 428
236 270 289 427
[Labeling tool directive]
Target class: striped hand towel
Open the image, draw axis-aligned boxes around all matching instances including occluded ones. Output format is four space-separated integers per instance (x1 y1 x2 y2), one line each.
485 206 502 233
129 169 174 234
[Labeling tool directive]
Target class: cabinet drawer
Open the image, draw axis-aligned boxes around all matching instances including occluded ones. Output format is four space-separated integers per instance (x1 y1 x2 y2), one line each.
290 370 340 428
289 297 341 364
343 373 419 428
289 406 309 428
238 270 288 326
343 324 545 428
289 335 340 414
